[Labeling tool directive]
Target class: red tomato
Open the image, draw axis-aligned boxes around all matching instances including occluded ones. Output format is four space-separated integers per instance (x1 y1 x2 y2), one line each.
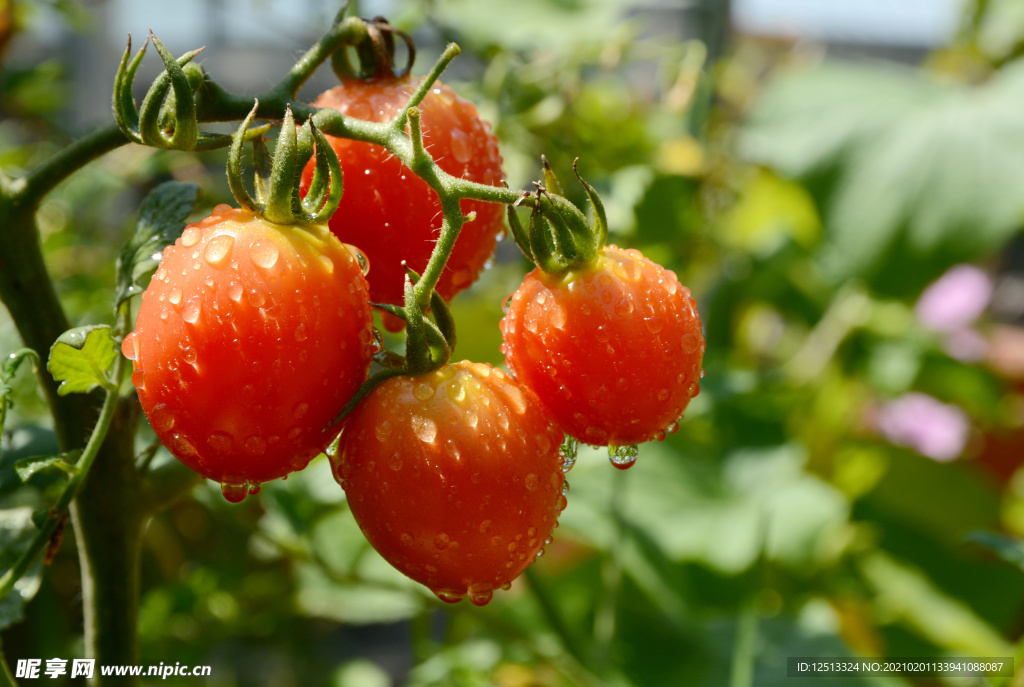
500 245 705 451
304 77 505 328
332 361 566 605
124 205 375 497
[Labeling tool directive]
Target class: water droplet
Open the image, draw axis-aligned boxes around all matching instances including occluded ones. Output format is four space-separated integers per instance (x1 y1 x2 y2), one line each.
434 589 465 604
121 332 138 361
207 432 232 454
560 437 578 472
212 203 232 216
249 240 279 269
375 420 392 441
247 482 262 496
388 453 403 471
168 289 182 306
371 328 383 352
468 583 493 606
221 482 247 503
479 520 492 534
182 297 201 324
502 294 513 315
464 411 478 428
413 384 435 401
609 444 639 470
182 346 197 364
292 402 309 420
595 325 610 343
450 128 472 163
400 533 413 545
181 226 202 247
131 368 145 389
645 317 664 334
434 533 450 550
446 440 461 460
244 436 267 456
412 415 437 444
447 381 466 403
508 542 517 553
556 494 568 511
502 386 526 415
657 388 670 402
525 473 539 491
149 403 174 432
203 234 235 269
246 289 265 307
294 323 308 341
681 333 700 353
562 480 571 496
227 282 243 302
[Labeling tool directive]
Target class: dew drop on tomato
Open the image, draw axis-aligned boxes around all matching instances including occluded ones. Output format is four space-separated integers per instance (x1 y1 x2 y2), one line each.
221 482 247 503
468 583 493 607
248 240 279 269
121 332 137 361
608 444 639 470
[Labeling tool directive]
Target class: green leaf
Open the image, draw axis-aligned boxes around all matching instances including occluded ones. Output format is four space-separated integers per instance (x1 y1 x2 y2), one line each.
113 181 199 311
13 450 79 483
967 531 1024 572
0 508 44 631
739 61 1024 287
47 325 117 396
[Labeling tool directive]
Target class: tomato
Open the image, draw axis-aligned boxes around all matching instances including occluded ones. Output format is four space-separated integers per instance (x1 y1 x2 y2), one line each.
500 245 704 452
123 205 375 498
331 361 566 605
303 77 505 328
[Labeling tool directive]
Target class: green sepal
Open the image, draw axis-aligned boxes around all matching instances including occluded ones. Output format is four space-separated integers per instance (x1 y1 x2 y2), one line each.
528 204 567 274
302 119 343 224
506 203 535 266
112 35 149 139
227 101 261 213
370 303 407 321
136 35 203 150
574 158 608 251
541 155 564 196
47 325 118 397
252 135 274 207
263 106 300 224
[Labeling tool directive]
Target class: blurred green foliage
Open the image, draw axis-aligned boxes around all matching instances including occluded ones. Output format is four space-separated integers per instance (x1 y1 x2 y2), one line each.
3 0 1024 686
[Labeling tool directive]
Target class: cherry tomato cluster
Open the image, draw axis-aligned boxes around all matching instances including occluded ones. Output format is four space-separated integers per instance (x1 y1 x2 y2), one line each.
124 34 704 606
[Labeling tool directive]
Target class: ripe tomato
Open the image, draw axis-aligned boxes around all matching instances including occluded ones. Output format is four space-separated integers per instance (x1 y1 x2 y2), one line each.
500 245 704 452
332 361 566 605
303 78 505 327
123 205 375 498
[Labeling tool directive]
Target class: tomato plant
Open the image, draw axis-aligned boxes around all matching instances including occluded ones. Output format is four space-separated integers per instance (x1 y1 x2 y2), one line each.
331 361 566 605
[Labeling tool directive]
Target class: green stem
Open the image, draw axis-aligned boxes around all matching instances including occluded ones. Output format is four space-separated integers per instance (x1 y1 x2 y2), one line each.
522 567 591 670
594 469 626 667
276 16 368 97
0 638 17 687
729 606 759 687
0 355 126 603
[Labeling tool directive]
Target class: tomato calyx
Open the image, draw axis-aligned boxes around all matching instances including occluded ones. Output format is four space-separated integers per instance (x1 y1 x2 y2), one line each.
227 101 343 226
331 14 416 82
508 157 609 276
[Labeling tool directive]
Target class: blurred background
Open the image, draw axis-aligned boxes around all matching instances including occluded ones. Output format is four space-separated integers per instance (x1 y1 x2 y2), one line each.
5 0 1024 685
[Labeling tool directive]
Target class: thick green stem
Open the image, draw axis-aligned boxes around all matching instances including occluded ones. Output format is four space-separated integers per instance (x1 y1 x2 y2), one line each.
72 393 145 686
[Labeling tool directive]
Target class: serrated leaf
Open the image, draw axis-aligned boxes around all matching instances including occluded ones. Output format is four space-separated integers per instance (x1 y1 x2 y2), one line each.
113 181 199 311
13 450 79 483
47 325 117 396
0 508 44 630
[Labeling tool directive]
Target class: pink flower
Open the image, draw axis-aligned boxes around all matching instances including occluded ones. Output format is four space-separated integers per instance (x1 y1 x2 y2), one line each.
915 265 992 333
877 393 969 462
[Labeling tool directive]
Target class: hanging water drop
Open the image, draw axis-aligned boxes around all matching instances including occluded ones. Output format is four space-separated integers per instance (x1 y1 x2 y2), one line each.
608 444 639 470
